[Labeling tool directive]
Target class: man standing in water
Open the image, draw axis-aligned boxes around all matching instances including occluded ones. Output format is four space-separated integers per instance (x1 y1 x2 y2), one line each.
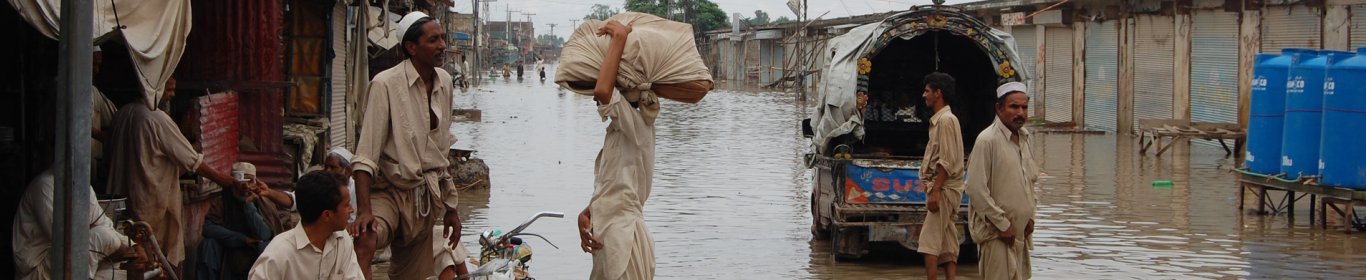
917 72 965 279
576 20 658 280
965 82 1039 279
350 11 464 280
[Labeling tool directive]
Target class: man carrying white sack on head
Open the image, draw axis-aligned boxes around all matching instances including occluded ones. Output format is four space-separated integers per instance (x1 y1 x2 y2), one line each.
555 12 714 280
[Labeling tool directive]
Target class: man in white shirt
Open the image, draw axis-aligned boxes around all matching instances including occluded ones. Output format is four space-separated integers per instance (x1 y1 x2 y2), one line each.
248 171 361 279
12 169 137 280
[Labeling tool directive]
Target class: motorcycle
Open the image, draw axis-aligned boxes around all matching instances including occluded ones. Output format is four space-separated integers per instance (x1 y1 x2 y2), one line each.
465 211 563 280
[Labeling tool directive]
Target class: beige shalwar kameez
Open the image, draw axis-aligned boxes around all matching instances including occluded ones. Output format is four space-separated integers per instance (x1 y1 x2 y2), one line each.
13 171 133 280
965 117 1040 280
589 91 659 280
105 102 204 265
92 86 117 160
248 225 363 280
352 59 461 280
917 106 965 262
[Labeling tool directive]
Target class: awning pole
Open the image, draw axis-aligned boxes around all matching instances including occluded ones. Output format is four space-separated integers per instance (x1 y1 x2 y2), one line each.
52 0 94 278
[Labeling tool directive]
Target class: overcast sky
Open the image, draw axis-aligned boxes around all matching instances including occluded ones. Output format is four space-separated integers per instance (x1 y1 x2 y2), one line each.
447 0 975 40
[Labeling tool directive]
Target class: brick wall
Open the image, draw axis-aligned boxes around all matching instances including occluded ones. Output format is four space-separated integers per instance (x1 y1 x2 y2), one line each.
191 92 240 176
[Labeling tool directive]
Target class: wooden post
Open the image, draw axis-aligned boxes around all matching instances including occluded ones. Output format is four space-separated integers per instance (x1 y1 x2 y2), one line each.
1118 17 1136 134
1174 11 1192 121
1073 20 1087 126
1035 25 1048 118
1324 4 1351 51
1238 8 1261 147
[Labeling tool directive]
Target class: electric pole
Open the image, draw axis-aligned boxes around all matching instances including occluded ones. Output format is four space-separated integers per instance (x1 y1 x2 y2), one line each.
547 23 557 50
522 12 536 54
472 0 480 85
570 19 580 28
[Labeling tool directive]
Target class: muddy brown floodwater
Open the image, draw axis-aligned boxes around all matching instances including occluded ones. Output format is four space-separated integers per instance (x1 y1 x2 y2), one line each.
401 65 1366 279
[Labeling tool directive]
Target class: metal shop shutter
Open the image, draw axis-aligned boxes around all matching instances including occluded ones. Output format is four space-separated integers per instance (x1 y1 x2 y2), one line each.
1262 5 1322 53
1191 10 1240 124
1045 26 1074 123
1134 15 1176 132
1085 20 1119 132
1353 5 1366 48
1012 25 1039 110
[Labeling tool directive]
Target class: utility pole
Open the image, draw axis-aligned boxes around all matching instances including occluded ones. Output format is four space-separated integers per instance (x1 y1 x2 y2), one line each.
802 0 809 94
522 12 536 54
547 23 557 51
54 0 94 277
472 0 481 86
665 0 673 20
570 19 580 28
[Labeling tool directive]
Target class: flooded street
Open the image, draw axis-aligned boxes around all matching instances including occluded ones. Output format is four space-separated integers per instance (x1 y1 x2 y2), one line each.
443 66 1366 279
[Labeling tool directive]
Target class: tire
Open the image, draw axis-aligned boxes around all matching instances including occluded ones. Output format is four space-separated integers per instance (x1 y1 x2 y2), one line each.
811 190 830 240
958 224 979 263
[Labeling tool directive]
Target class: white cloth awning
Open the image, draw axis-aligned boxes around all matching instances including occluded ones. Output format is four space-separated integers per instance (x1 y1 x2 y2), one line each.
8 0 191 109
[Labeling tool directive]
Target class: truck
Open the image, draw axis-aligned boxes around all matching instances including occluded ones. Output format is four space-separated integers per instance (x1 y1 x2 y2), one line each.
802 6 1033 260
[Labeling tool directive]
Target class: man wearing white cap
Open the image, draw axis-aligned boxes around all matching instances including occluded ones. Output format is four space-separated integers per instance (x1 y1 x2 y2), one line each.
197 162 293 280
350 11 464 280
965 81 1039 279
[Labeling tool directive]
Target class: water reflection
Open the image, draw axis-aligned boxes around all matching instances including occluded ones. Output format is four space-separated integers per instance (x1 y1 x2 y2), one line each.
444 67 1366 279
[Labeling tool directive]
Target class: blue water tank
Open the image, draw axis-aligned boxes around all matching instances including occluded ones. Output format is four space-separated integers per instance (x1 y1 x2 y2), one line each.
1246 49 1310 174
1320 47 1366 189
1281 51 1351 178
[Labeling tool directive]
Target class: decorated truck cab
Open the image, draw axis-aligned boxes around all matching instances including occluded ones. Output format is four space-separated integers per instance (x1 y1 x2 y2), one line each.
802 6 1032 260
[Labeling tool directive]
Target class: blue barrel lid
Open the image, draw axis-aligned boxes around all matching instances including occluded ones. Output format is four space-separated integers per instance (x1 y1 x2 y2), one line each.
1334 47 1366 70
1303 50 1353 69
1263 50 1299 69
1322 50 1356 64
1255 53 1278 64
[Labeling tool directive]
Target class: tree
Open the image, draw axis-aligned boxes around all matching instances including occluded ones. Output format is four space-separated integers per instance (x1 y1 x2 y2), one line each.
690 0 729 32
624 0 667 16
624 0 730 32
585 3 619 20
747 10 771 26
537 34 565 48
773 16 793 24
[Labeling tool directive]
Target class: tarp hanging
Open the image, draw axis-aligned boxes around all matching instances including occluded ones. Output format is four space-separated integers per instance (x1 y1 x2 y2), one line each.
8 0 192 109
811 8 1032 152
555 12 714 104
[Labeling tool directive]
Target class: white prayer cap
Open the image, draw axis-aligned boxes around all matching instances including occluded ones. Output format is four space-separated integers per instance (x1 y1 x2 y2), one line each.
996 82 1027 99
328 147 353 162
93 46 101 52
397 11 433 40
232 162 257 177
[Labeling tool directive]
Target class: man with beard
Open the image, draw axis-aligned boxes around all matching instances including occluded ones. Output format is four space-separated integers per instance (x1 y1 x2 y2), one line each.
105 77 246 274
965 82 1040 280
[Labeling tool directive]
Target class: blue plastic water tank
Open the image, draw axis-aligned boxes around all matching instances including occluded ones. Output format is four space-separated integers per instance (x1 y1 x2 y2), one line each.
1281 51 1351 178
1246 49 1310 174
1320 47 1366 189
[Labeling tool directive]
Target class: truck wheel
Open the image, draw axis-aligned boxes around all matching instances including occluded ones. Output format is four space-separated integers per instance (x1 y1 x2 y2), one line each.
810 194 829 240
958 225 979 263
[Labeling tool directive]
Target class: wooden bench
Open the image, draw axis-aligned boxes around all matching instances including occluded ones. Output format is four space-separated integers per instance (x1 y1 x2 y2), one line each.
1137 119 1246 157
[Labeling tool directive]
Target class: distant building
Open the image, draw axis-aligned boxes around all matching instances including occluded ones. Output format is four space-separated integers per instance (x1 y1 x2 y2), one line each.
703 0 1366 136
